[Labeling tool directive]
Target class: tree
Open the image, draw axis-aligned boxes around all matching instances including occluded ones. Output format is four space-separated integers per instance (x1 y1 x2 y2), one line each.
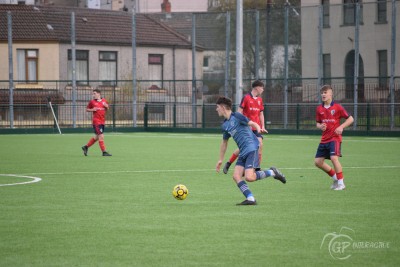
210 0 302 81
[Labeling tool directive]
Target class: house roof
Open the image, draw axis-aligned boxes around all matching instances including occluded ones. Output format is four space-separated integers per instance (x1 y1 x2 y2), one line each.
0 4 202 49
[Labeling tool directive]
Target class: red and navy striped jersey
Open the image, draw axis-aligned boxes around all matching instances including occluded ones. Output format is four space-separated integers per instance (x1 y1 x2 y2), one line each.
87 98 109 125
316 101 350 143
240 93 264 130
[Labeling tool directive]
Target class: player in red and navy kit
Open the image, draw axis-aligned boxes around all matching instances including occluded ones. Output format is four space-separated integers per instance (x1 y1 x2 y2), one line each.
314 85 353 190
81 89 112 156
223 80 268 174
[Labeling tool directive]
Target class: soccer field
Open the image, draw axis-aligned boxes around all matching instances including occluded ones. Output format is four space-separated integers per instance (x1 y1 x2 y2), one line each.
1 133 399 266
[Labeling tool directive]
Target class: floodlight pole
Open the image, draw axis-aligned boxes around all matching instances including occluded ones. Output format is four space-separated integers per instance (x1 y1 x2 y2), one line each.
317 4 323 101
235 0 243 108
353 3 360 130
191 13 197 127
224 11 230 97
283 1 289 129
71 12 77 128
255 10 260 80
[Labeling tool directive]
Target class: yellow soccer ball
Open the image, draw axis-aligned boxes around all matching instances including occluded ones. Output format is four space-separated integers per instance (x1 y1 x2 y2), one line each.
172 184 188 200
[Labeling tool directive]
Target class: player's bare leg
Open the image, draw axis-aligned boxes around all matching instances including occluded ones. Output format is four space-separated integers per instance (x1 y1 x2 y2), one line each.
330 156 345 190
315 157 340 189
257 137 263 166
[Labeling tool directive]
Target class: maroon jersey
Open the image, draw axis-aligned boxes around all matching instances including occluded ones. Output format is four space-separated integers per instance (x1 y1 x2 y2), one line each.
316 102 350 143
240 93 264 130
87 98 108 125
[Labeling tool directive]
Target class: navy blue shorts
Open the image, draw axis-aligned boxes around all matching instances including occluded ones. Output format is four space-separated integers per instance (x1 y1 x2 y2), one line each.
315 141 342 159
93 124 105 135
252 130 263 139
236 150 260 170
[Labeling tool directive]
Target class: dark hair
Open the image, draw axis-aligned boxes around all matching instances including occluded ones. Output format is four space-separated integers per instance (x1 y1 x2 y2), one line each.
320 85 332 93
216 96 232 110
93 89 101 94
252 80 264 89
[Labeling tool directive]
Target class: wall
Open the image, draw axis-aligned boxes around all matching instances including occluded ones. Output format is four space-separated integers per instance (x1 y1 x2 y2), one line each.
0 42 59 85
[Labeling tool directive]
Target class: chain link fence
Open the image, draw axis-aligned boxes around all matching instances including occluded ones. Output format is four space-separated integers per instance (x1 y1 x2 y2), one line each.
0 1 399 132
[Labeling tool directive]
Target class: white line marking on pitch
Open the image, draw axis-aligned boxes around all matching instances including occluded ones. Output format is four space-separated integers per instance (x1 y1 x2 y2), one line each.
16 165 400 176
0 174 42 187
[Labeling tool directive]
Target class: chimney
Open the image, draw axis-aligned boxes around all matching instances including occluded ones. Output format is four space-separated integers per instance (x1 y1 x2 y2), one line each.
161 0 171 13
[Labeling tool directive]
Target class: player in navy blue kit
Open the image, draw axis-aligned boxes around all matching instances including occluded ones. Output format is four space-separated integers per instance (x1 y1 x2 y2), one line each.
215 96 286 205
223 80 267 174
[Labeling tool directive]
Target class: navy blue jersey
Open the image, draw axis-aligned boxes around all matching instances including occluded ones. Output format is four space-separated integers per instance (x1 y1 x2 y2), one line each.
221 112 259 157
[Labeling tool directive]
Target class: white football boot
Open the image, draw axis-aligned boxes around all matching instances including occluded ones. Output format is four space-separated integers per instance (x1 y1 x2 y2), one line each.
334 184 346 190
330 180 338 190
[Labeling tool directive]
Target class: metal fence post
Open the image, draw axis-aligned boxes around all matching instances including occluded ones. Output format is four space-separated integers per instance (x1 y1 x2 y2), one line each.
144 103 148 129
132 11 137 127
7 11 14 129
266 1 272 91
367 103 370 131
71 12 77 128
112 81 116 131
173 103 176 128
202 104 205 128
296 104 300 130
390 0 397 130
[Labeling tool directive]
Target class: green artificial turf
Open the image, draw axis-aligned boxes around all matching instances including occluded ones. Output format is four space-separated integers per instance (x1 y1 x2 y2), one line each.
0 133 399 266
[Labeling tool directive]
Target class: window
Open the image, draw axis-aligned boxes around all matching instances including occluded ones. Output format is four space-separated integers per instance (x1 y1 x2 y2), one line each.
322 0 330 28
377 0 387 23
345 50 365 100
378 50 388 88
322 54 331 85
148 54 164 89
67 50 89 85
99 51 117 85
203 56 209 68
17 49 38 83
343 0 363 25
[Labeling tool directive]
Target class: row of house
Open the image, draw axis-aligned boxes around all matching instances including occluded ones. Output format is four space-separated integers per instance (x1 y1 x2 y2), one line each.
0 4 204 95
0 0 209 13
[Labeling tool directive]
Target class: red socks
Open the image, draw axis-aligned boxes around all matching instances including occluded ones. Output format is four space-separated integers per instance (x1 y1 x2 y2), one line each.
86 138 107 152
327 168 336 177
86 137 96 147
229 154 238 164
336 172 344 180
99 140 106 152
